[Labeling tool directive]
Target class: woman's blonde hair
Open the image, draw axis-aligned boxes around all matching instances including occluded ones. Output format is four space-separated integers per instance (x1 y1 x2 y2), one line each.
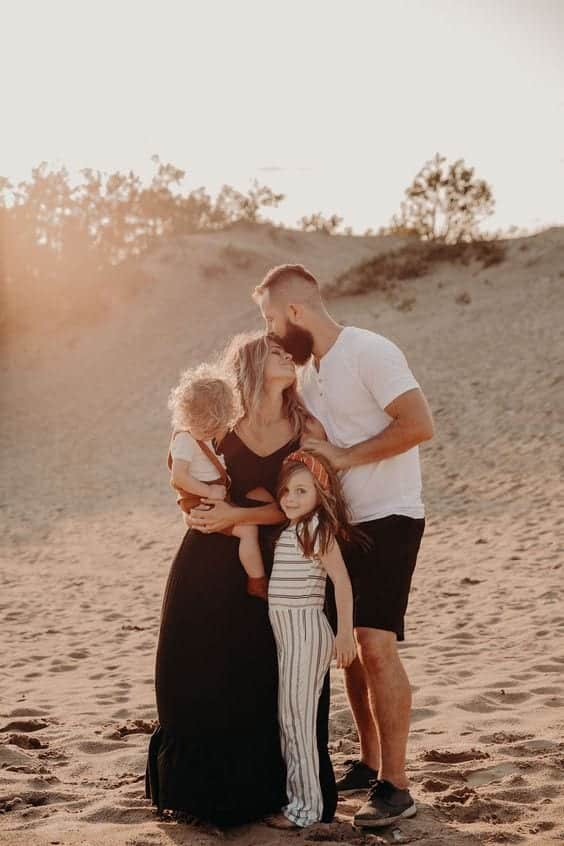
168 363 237 440
220 330 309 439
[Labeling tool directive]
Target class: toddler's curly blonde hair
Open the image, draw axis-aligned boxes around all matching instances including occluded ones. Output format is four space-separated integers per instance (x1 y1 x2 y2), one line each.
168 363 237 441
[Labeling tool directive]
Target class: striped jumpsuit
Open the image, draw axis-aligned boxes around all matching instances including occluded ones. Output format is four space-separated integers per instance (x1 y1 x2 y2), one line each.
268 519 335 827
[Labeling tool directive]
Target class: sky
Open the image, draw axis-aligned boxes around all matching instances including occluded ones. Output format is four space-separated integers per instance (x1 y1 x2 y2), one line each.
2 0 563 233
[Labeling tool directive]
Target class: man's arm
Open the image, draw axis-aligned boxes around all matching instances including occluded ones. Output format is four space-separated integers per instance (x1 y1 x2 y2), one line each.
302 387 434 471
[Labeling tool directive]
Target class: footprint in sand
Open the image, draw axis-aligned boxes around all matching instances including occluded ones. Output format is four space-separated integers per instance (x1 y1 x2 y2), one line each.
455 696 499 713
420 777 452 793
463 762 522 787
0 718 49 733
49 658 75 673
436 789 524 825
80 803 152 824
422 748 490 764
6 733 48 749
411 707 436 723
492 783 560 803
532 662 564 673
0 789 82 814
487 690 532 704
76 739 127 753
543 695 564 707
68 648 90 659
5 707 47 717
0 745 38 770
479 732 533 744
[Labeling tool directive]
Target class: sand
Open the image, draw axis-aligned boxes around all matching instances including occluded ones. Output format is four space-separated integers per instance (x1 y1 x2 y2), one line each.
1 224 563 845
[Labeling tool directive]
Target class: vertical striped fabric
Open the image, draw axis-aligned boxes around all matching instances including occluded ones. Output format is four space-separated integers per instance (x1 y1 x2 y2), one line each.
269 523 335 827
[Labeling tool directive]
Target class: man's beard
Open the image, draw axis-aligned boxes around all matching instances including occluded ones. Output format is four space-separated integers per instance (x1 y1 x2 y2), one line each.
277 322 314 366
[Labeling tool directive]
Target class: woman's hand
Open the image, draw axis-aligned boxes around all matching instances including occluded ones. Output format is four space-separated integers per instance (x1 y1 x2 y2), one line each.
334 631 357 669
188 499 239 533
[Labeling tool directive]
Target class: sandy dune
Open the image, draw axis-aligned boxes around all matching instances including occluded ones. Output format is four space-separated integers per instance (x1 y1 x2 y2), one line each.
1 224 563 845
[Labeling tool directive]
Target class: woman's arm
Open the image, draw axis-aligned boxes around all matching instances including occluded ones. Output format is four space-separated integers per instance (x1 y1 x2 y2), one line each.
186 499 285 533
245 486 275 504
320 541 357 668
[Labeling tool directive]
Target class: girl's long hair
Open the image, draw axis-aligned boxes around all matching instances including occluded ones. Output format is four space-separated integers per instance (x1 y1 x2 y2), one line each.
276 452 371 559
220 330 309 439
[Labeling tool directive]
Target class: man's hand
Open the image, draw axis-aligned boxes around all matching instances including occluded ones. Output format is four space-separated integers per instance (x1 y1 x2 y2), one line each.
187 499 239 533
300 438 350 471
304 388 434 472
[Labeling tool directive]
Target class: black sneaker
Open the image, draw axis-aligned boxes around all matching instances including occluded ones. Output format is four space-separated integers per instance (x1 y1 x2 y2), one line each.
354 779 416 828
335 759 378 794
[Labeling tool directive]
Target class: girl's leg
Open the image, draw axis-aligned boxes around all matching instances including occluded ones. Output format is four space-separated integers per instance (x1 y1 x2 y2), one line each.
273 608 334 827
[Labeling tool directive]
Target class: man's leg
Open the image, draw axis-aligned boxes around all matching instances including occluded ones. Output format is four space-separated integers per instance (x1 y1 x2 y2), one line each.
355 627 411 789
343 655 380 772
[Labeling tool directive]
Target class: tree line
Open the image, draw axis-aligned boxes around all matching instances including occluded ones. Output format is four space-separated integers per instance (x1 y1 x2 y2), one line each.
0 153 497 333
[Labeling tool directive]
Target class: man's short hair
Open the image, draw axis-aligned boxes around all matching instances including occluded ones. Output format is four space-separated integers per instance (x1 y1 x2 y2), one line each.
253 264 320 303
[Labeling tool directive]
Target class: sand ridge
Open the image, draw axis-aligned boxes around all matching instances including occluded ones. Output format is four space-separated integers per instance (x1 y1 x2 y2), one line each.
1 225 563 845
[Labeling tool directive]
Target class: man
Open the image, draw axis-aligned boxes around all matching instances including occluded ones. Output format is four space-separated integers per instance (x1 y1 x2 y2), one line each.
253 264 434 828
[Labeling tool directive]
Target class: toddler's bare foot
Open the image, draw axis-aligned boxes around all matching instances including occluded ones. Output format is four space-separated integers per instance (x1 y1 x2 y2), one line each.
264 812 298 829
247 576 269 601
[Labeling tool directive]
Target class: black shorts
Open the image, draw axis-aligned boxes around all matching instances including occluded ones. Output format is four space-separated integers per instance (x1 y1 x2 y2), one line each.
327 514 425 642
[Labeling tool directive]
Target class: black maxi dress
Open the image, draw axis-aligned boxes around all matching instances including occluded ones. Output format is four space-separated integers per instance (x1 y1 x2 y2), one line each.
145 430 337 826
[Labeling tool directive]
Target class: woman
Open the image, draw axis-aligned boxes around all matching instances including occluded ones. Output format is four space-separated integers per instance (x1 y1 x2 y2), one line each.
146 331 336 826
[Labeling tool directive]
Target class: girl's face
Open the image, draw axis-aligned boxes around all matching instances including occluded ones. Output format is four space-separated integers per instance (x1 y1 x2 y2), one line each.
263 341 296 389
279 468 319 522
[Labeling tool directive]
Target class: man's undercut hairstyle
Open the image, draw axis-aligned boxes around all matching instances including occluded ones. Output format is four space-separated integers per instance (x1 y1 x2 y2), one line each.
253 264 320 304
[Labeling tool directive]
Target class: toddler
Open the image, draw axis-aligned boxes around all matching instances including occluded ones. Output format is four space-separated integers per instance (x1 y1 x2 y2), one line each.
168 364 269 600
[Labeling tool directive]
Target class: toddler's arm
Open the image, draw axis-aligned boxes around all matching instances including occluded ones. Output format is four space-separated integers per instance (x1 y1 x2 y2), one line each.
320 541 356 669
171 458 226 500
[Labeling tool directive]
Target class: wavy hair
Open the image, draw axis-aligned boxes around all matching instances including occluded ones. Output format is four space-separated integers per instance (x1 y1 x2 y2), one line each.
168 362 237 440
220 330 309 439
276 452 371 558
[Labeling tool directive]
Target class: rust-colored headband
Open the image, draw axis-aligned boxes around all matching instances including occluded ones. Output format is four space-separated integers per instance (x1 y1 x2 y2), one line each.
283 450 330 491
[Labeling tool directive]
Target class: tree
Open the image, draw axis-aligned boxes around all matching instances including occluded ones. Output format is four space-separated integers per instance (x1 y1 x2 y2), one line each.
390 154 495 243
0 158 288 335
298 212 344 235
215 180 285 225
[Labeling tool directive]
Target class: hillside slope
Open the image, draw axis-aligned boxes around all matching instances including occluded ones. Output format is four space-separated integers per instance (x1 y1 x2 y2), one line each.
1 225 563 846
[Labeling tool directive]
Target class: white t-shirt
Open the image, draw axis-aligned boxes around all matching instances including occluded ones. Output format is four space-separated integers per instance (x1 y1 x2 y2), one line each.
299 326 424 523
169 432 226 482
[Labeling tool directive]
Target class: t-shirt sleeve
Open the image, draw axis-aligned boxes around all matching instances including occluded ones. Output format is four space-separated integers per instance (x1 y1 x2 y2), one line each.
170 431 198 462
357 333 420 410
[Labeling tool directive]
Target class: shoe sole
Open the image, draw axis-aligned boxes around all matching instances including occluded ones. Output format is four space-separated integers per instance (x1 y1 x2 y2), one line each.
354 803 417 828
337 787 373 795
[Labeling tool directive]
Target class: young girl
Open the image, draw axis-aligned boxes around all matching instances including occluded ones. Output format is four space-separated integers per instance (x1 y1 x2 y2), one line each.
167 363 270 600
266 449 358 829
